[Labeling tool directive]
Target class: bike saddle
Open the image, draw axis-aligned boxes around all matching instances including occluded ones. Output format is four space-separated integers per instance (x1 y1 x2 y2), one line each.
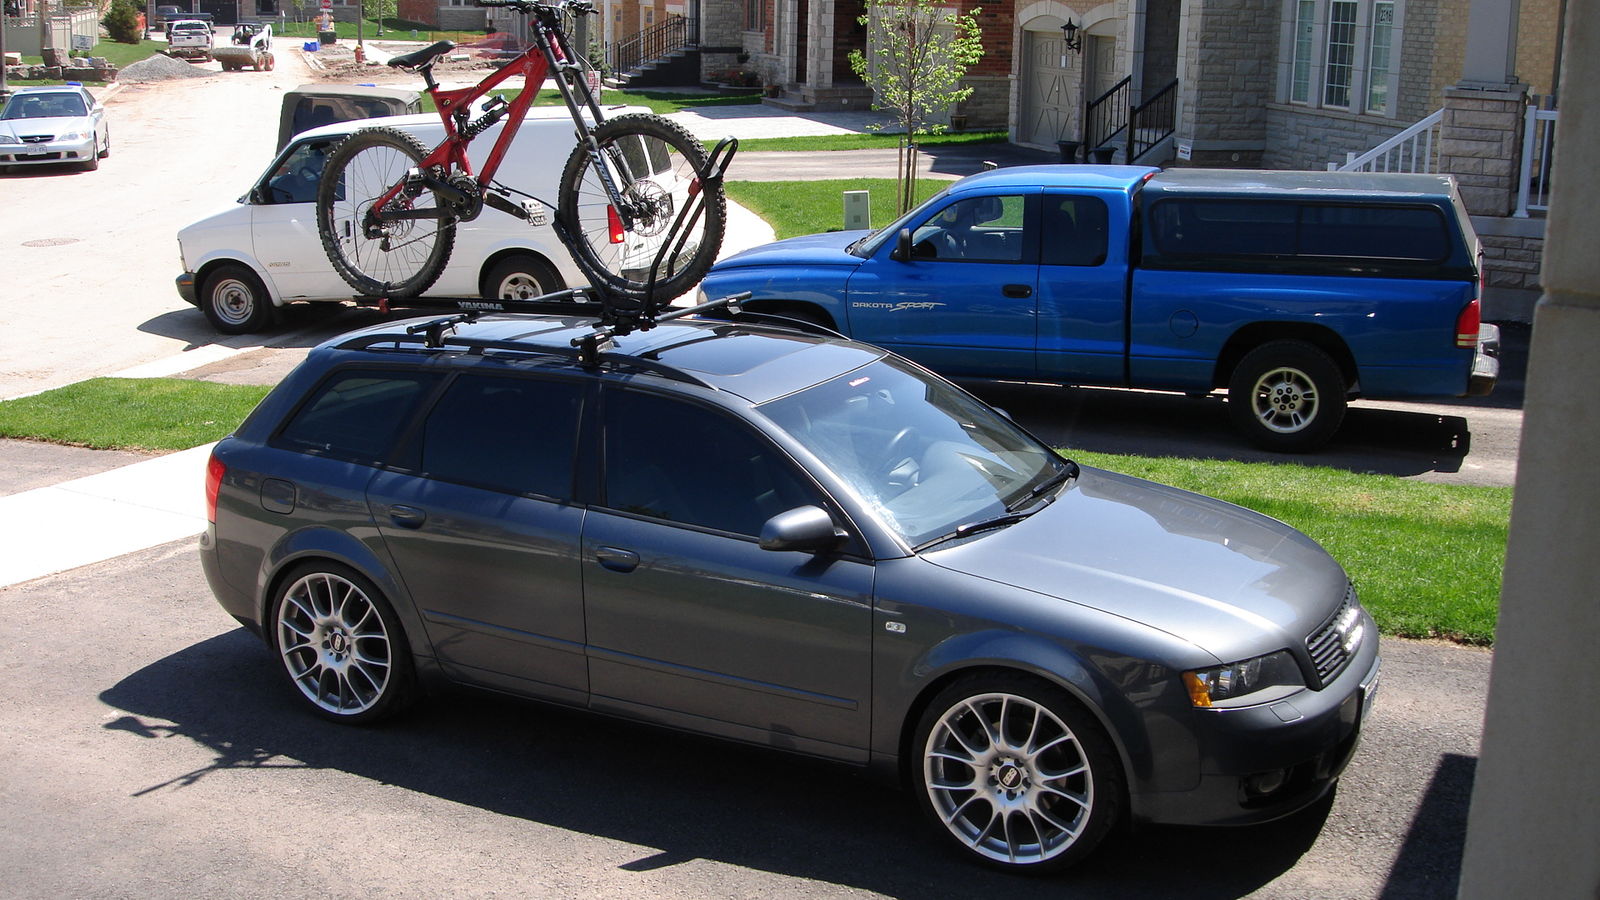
387 40 457 70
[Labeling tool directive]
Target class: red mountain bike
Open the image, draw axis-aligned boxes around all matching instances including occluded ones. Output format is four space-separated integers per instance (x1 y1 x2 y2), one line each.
314 0 731 312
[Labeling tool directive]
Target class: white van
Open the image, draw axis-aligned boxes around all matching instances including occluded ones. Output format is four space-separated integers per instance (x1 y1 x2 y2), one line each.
176 106 641 333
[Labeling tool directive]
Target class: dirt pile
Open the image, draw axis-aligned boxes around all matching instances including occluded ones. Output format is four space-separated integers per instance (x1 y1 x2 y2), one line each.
119 53 213 83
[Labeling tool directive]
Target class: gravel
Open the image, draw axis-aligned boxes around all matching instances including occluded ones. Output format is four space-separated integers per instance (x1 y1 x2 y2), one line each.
119 53 213 83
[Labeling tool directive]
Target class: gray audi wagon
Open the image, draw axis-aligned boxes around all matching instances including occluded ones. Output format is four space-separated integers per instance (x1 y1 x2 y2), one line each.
201 311 1380 872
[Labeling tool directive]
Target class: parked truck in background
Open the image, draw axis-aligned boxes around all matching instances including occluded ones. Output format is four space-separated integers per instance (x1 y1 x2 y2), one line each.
699 166 1500 452
166 18 213 61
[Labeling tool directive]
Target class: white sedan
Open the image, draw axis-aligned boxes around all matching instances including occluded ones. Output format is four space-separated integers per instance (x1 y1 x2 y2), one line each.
0 85 110 173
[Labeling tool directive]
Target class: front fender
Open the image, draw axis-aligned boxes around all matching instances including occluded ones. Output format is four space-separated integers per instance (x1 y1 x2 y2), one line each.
700 265 855 331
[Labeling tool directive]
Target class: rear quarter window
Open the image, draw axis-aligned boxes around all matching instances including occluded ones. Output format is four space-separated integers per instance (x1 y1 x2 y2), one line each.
275 369 440 463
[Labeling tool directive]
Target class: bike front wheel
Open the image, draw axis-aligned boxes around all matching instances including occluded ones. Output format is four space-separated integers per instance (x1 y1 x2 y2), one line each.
558 114 726 309
317 126 457 297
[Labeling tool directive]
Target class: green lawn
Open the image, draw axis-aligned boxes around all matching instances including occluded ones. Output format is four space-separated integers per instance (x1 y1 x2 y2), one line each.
727 178 947 239
275 17 482 44
0 379 270 452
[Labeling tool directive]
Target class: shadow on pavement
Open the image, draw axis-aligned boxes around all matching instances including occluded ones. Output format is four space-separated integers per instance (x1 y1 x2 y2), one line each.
102 630 1335 899
974 381 1478 480
1379 753 1476 899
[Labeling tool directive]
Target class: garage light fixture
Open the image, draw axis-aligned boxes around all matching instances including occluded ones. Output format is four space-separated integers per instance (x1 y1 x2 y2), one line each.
1061 18 1082 53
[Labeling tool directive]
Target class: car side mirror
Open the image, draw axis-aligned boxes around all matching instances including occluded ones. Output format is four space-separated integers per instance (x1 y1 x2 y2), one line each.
890 227 913 262
760 505 846 553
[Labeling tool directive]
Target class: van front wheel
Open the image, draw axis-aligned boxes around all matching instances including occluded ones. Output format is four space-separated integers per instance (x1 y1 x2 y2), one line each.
1227 340 1347 452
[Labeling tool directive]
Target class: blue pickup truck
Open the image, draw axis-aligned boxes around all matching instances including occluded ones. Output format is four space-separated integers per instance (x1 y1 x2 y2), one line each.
699 166 1499 451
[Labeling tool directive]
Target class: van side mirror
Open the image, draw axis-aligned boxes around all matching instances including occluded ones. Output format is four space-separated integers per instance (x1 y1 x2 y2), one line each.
760 505 846 553
891 227 913 262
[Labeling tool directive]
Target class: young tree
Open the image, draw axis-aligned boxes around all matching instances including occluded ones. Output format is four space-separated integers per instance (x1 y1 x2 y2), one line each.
848 0 984 213
103 0 141 44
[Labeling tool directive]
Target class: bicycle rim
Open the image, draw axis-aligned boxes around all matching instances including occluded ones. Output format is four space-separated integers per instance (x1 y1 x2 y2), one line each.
558 114 725 307
318 127 455 297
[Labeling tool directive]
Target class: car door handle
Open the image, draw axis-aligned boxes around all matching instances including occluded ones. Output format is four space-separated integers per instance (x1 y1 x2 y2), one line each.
387 504 427 528
1002 283 1033 298
595 546 640 573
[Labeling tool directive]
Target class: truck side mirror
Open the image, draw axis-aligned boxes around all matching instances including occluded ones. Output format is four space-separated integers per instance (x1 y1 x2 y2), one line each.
891 227 913 262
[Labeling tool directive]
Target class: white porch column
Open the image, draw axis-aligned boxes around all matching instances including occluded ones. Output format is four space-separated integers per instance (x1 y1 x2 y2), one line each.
1456 3 1600 899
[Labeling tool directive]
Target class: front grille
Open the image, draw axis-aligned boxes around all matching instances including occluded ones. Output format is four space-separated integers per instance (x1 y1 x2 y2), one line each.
21 134 53 144
1305 584 1363 688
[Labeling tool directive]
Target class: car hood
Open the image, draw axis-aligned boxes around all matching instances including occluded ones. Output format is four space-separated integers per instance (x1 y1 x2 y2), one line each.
712 229 872 269
0 116 88 138
923 466 1349 661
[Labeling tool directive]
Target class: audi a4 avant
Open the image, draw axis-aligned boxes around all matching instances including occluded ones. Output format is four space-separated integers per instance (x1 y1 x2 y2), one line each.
201 310 1380 871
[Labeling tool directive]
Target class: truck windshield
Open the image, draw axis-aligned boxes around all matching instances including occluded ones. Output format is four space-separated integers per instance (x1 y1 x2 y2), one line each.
758 357 1067 546
848 187 951 258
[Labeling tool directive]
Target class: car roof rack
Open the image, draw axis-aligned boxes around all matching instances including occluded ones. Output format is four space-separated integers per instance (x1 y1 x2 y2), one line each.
339 291 752 372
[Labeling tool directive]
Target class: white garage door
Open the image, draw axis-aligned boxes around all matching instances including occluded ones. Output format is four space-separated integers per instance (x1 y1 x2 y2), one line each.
1021 29 1075 147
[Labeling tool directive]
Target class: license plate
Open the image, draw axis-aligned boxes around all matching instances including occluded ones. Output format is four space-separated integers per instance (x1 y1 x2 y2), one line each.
1360 669 1381 721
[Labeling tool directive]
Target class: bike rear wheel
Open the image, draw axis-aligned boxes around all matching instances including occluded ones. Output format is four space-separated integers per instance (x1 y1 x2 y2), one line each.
558 114 725 310
317 126 456 297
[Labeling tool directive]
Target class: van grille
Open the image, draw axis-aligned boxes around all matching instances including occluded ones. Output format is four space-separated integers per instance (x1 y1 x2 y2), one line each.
1305 584 1364 688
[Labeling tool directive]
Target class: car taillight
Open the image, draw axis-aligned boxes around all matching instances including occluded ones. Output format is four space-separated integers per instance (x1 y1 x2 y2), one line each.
205 454 226 523
1456 297 1481 349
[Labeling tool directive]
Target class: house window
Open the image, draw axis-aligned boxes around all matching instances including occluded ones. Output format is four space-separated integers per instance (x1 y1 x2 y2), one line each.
1366 1 1395 113
1323 0 1357 108
1282 0 1403 117
745 0 764 31
1290 1 1314 103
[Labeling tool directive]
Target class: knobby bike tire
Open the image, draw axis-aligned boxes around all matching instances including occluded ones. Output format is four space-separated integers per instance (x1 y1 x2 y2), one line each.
557 114 726 310
317 126 456 298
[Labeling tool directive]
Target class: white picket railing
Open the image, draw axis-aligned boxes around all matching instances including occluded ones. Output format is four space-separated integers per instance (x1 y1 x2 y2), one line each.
1328 108 1444 173
1515 105 1559 217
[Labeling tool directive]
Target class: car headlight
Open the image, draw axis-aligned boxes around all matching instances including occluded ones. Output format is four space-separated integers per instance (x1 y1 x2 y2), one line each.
1183 650 1304 707
57 130 87 141
0 135 20 146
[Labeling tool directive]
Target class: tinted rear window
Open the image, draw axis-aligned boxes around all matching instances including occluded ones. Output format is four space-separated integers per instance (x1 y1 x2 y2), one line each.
276 370 440 463
1148 199 1449 262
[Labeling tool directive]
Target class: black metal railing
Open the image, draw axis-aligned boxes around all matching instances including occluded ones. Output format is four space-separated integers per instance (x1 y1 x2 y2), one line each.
607 15 698 76
1084 75 1130 155
1127 78 1178 163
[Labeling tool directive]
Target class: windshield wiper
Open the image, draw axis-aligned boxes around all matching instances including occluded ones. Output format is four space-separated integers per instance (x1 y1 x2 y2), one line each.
913 492 1060 552
1011 459 1079 510
844 230 879 255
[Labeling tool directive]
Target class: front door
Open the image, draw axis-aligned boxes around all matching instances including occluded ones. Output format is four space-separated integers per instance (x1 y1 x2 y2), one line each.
250 136 339 300
844 192 1041 380
582 388 874 760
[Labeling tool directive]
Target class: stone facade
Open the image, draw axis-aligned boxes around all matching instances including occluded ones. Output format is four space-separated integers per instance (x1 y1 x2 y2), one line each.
1261 103 1410 170
1173 0 1278 167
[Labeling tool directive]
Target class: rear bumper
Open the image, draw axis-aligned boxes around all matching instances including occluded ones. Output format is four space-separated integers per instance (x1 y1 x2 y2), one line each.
1466 323 1500 397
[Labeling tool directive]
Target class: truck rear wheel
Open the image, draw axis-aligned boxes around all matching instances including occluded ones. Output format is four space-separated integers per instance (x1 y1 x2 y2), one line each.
1227 340 1347 452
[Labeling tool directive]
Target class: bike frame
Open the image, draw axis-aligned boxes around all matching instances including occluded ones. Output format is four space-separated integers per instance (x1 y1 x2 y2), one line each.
365 2 619 224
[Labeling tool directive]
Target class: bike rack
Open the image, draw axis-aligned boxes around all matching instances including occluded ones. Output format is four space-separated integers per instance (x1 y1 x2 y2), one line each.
361 132 745 366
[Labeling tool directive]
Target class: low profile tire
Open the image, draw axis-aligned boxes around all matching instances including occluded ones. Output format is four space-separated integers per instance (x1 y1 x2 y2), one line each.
82 142 99 171
201 263 274 334
480 253 563 301
914 672 1124 873
1226 340 1348 452
269 562 416 725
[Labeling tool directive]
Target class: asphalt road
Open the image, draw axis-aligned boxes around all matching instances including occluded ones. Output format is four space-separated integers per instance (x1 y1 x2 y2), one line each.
0 536 1488 899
